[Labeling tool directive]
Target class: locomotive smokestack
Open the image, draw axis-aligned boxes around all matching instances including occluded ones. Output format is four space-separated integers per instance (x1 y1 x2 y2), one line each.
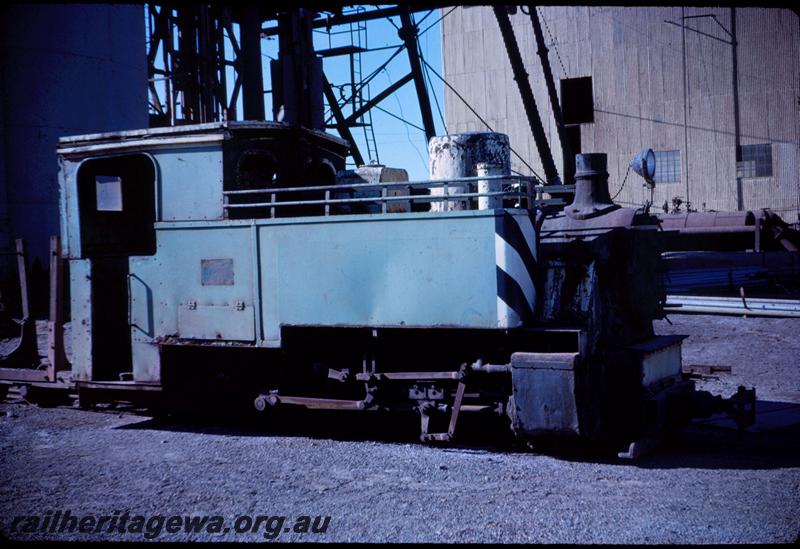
566 153 619 219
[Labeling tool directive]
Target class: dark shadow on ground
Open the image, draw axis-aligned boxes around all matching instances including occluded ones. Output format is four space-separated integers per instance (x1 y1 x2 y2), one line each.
115 405 529 454
634 400 800 470
111 398 800 469
542 400 800 470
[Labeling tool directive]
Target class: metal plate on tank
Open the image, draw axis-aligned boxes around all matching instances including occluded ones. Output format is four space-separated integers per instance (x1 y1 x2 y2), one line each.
201 258 234 286
177 304 255 341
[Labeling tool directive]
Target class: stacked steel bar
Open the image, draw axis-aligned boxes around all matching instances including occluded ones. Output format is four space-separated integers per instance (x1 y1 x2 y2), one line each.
665 295 800 317
662 251 800 294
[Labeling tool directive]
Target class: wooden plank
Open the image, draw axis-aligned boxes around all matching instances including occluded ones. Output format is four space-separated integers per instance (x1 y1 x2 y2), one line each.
16 239 30 319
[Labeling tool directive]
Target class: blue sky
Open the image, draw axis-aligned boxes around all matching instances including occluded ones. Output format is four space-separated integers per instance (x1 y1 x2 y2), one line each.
148 7 445 181
260 7 446 181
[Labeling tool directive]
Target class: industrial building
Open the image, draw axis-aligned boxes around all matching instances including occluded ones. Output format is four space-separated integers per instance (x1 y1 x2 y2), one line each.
0 6 799 544
0 4 146 306
442 6 800 220
0 0 772 446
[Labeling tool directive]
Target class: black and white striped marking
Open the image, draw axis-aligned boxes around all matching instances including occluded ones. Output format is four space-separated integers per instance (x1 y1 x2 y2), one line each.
495 210 538 326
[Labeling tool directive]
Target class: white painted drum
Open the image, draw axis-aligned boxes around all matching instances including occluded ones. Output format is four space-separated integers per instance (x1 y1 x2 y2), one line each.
428 132 510 212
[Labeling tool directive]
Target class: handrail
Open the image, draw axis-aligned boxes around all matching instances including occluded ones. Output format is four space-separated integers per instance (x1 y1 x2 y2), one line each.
223 175 573 196
222 175 573 216
225 192 566 209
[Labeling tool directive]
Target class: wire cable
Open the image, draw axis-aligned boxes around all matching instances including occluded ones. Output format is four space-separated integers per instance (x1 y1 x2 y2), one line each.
419 7 457 38
373 103 426 133
611 164 631 201
421 57 544 182
414 9 436 28
337 45 405 109
538 7 568 78
386 78 428 174
418 47 447 135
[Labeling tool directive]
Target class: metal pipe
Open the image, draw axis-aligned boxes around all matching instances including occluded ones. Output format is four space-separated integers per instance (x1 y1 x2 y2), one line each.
355 371 460 381
458 405 498 413
681 7 691 208
668 295 800 307
665 295 800 317
664 305 800 318
477 163 504 210
732 8 742 211
662 226 756 235
261 393 369 410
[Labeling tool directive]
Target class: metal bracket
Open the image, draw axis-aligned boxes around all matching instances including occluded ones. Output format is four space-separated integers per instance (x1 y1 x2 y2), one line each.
409 383 444 400
420 363 468 443
327 367 351 382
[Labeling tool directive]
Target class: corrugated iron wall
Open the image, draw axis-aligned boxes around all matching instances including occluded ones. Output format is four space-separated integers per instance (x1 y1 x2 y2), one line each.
442 7 800 221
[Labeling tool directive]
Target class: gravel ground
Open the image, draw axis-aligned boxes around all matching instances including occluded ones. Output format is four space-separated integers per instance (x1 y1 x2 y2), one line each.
655 314 800 403
1 314 799 543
